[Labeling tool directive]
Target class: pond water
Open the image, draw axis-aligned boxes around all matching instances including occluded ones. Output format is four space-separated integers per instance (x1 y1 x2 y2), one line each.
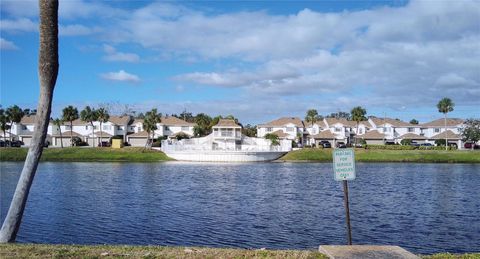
1 162 479 254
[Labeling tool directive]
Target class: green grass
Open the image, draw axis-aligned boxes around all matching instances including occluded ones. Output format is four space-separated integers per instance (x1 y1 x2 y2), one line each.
280 148 480 163
0 244 478 258
0 244 326 259
0 147 172 162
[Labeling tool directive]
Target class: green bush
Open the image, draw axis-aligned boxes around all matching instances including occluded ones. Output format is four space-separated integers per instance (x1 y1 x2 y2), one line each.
435 139 446 146
265 133 280 146
400 139 412 145
366 144 456 151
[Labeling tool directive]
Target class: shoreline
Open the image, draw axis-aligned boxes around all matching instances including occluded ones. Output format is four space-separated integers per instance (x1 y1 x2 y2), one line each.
0 244 477 258
0 147 479 163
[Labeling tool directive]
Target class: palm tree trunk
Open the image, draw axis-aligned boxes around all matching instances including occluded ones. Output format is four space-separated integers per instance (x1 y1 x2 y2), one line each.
145 130 149 149
70 121 73 147
59 125 63 148
444 113 448 151
99 122 103 147
3 131 6 148
90 122 95 148
8 124 13 143
0 0 58 243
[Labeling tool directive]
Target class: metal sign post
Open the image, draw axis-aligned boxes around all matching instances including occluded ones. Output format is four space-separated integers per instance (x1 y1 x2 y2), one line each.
333 148 356 245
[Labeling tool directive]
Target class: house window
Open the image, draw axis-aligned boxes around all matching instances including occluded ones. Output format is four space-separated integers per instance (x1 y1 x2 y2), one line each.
358 129 363 134
164 126 170 131
435 128 440 133
335 127 341 132
94 125 98 130
22 125 27 130
286 127 294 132
65 125 71 130
181 126 189 131
408 128 414 132
103 125 111 131
85 126 89 130
138 126 142 131
266 127 272 132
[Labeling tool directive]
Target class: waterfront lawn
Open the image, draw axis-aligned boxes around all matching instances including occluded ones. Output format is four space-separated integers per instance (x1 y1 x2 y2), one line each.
1 244 478 258
0 244 327 259
281 148 480 163
0 147 172 162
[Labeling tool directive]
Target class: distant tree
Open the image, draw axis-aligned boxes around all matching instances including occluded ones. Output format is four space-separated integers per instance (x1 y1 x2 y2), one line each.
61 106 79 147
0 0 59 243
460 119 480 150
400 139 412 145
435 139 446 146
179 109 194 123
210 115 223 128
0 108 11 146
22 108 37 115
242 124 257 137
193 113 212 137
264 133 279 146
143 108 161 148
326 111 350 120
410 119 419 125
6 105 24 142
305 109 319 127
175 132 190 141
437 97 455 150
80 106 98 148
52 118 63 148
136 112 145 119
351 106 367 146
96 108 110 147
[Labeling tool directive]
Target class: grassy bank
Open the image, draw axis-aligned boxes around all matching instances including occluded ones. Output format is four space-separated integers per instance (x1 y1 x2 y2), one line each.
280 148 480 163
0 147 172 162
1 244 478 258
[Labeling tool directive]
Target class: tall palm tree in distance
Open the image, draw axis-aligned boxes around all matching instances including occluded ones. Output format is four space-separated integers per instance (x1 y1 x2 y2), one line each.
0 108 11 147
437 97 455 150
52 118 63 148
96 108 110 147
62 106 79 147
0 0 59 242
6 105 25 143
143 108 161 149
305 109 319 127
351 106 367 146
80 106 98 148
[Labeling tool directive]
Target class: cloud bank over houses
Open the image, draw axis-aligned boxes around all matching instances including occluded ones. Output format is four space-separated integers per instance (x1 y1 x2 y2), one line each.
0 0 479 124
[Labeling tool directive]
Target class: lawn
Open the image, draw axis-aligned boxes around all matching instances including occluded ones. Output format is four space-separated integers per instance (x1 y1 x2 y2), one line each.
280 148 480 163
0 147 172 162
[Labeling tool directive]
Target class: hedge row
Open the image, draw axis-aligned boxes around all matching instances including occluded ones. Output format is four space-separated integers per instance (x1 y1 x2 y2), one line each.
365 144 456 150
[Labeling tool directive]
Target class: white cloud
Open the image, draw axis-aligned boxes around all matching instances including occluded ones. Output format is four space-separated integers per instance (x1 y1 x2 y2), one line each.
0 38 19 50
102 44 140 63
100 70 141 84
59 24 100 36
0 18 37 32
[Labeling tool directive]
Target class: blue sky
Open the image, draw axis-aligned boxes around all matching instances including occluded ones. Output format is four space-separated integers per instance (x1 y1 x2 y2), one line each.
1 0 479 124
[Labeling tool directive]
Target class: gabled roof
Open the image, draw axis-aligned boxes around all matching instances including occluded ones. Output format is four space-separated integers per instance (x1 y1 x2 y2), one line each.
127 131 149 138
109 116 133 125
160 116 196 126
369 117 412 127
52 131 84 137
324 118 357 127
400 133 426 140
305 121 327 128
213 119 241 128
270 130 289 138
310 130 336 139
69 119 88 126
421 118 464 127
258 117 304 128
359 130 386 140
85 131 113 138
430 130 461 140
20 115 36 124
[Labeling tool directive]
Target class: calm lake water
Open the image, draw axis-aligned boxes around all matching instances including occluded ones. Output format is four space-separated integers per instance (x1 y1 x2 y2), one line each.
1 162 479 254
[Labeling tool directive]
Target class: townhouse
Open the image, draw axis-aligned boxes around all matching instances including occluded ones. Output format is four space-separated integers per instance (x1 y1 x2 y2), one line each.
257 117 306 144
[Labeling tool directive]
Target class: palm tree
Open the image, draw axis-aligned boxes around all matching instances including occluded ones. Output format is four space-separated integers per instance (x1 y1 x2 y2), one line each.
0 0 59 242
305 109 319 127
96 108 110 147
143 108 161 148
0 108 11 147
52 118 63 148
437 97 455 150
80 106 98 148
61 106 79 147
351 106 367 146
6 105 25 142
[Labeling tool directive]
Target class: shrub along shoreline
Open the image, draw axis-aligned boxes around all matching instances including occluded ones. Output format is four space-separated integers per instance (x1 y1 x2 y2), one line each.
0 147 478 163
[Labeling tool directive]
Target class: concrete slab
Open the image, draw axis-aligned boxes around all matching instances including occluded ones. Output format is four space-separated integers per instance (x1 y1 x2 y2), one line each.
319 245 420 259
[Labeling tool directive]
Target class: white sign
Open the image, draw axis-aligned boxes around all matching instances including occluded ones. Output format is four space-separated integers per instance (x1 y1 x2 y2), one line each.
333 148 356 181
